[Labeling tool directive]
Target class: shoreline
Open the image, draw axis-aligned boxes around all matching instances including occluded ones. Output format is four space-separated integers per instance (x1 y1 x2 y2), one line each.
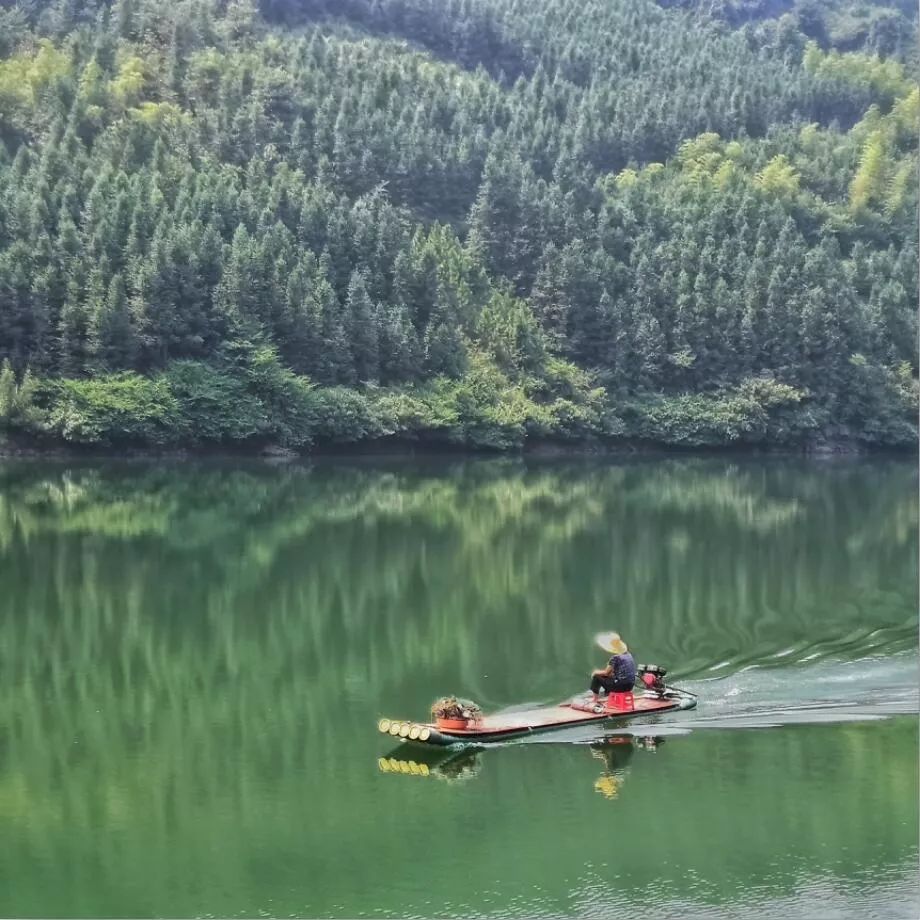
0 433 915 463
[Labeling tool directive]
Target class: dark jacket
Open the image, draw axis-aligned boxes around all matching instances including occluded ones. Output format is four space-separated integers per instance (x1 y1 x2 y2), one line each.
608 652 637 688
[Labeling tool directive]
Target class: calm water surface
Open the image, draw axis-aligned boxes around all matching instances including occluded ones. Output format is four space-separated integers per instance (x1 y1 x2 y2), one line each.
0 456 917 918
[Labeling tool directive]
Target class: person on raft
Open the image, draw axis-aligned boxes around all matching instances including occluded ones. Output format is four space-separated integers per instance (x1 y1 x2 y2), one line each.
590 632 636 702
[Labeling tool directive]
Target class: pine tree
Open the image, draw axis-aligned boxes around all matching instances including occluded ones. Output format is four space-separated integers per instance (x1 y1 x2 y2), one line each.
344 270 379 383
59 275 89 377
423 301 467 379
635 315 666 390
379 303 419 385
310 274 353 386
0 360 15 424
89 274 136 371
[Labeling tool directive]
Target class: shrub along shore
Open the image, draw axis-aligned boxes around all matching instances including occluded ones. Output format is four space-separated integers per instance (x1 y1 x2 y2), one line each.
1 347 914 455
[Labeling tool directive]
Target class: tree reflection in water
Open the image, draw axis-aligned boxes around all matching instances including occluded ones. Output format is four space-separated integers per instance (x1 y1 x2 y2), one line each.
0 457 915 919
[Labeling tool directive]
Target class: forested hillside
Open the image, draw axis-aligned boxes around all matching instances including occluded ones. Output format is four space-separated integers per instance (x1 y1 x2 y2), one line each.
0 0 916 451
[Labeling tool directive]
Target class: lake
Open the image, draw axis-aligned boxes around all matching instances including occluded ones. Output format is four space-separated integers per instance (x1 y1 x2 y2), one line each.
0 456 917 918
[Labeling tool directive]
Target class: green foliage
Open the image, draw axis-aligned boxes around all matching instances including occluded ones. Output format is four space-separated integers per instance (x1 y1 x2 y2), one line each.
43 374 181 445
625 378 818 446
803 41 913 103
851 129 890 209
306 387 389 444
754 155 802 197
164 349 318 448
0 360 40 430
239 346 316 447
410 352 609 449
110 54 148 110
0 360 15 424
28 345 323 448
839 355 919 446
476 290 547 376
431 358 537 449
162 360 274 445
662 0 917 59
0 39 70 132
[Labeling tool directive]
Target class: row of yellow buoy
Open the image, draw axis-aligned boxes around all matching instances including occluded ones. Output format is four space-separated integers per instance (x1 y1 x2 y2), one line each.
378 757 431 776
377 718 431 742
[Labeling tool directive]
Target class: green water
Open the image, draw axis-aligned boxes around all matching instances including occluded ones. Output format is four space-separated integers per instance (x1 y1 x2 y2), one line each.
0 456 917 919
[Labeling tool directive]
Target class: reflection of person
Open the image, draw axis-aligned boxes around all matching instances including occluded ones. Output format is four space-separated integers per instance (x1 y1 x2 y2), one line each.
591 736 636 772
594 775 621 798
591 737 635 799
591 736 663 799
590 632 636 703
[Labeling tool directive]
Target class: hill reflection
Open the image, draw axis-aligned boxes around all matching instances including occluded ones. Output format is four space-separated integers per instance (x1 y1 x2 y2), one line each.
0 456 916 916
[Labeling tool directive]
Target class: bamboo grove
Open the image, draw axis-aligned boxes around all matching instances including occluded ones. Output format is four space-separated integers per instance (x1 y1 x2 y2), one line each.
0 0 916 450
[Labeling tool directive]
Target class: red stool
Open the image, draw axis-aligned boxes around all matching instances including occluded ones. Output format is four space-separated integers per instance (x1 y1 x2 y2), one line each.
606 691 634 711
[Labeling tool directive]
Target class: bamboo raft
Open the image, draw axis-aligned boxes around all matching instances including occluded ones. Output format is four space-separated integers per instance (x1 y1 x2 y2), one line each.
377 688 696 747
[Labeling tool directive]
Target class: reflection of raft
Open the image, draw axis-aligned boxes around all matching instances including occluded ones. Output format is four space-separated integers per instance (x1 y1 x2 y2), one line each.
377 685 696 748
377 734 665 790
378 745 481 781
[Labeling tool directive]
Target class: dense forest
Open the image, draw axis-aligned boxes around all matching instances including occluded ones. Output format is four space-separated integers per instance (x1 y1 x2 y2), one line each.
0 0 916 451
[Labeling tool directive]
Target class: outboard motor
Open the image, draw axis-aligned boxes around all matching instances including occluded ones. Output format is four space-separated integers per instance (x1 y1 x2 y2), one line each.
637 663 668 696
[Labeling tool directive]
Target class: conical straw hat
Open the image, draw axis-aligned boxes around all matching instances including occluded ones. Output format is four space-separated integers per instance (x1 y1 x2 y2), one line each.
595 631 628 655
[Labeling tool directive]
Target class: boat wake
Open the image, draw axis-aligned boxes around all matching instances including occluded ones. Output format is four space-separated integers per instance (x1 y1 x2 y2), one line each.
514 652 919 744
